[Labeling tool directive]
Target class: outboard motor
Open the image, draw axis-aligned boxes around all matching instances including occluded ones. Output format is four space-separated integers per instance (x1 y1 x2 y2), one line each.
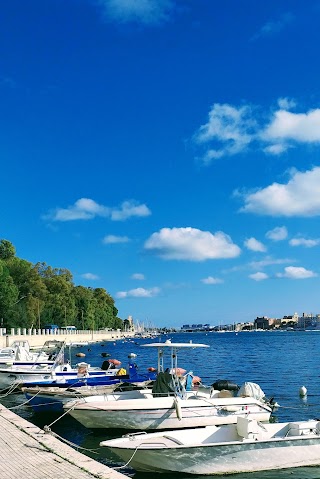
211 379 240 392
101 360 110 371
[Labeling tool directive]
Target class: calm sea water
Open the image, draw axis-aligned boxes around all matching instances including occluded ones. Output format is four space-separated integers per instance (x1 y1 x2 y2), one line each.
2 330 320 479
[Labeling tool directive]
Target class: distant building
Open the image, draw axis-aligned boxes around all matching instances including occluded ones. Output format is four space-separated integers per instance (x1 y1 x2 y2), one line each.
181 323 212 332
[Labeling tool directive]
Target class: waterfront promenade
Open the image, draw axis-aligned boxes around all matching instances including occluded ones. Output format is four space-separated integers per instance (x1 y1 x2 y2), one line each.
0 328 135 348
0 404 126 479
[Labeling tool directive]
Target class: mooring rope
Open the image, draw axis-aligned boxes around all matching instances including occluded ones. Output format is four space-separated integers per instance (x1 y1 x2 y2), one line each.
43 427 99 454
5 390 41 409
0 381 22 398
114 443 143 469
44 402 77 429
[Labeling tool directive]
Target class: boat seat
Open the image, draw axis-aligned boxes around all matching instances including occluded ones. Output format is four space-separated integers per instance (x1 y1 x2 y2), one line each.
236 417 261 440
162 435 184 445
287 421 319 436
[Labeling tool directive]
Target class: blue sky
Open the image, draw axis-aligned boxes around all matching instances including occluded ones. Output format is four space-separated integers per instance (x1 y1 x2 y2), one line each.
2 0 320 328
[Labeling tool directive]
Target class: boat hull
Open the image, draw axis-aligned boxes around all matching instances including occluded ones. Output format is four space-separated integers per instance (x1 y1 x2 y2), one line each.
106 436 320 474
68 396 271 430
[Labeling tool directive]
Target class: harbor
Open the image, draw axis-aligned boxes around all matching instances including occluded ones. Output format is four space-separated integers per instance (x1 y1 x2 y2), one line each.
1 330 320 478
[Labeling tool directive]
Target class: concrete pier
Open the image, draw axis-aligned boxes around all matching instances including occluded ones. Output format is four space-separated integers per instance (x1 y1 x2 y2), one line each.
0 405 127 479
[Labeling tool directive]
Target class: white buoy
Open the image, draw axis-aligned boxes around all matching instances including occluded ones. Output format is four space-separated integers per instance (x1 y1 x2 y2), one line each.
299 386 307 397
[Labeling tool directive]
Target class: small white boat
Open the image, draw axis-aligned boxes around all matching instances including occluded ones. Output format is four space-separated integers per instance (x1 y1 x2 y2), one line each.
0 342 122 389
64 340 273 430
0 341 52 367
100 417 320 474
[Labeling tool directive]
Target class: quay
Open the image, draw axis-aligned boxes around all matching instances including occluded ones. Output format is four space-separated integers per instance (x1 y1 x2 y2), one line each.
0 328 135 349
0 404 126 479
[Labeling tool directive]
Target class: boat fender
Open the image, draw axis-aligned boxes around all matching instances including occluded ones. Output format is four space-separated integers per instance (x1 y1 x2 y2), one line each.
212 380 240 392
174 397 182 420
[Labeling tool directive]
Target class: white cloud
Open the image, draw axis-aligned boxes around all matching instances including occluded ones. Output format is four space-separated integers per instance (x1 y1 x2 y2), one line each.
131 273 145 280
111 200 151 221
81 273 99 280
289 237 320 248
249 256 295 269
263 108 320 143
47 198 110 221
240 167 320 217
244 237 266 252
192 99 320 165
45 198 151 222
263 143 289 155
266 226 288 241
193 103 256 163
102 235 130 244
201 276 224 284
144 227 241 261
276 266 317 279
98 0 174 25
116 287 160 298
277 97 296 110
249 272 268 281
252 13 294 39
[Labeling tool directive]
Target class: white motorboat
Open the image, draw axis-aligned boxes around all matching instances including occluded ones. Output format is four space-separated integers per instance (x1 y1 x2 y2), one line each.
0 342 123 389
100 417 320 474
0 340 52 367
64 340 273 430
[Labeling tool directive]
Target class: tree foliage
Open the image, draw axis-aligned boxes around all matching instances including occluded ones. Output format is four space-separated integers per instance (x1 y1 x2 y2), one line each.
0 240 124 330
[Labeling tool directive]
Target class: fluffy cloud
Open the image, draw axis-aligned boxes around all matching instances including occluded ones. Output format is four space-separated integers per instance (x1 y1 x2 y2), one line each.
192 99 320 164
98 0 174 25
144 227 241 261
289 237 320 248
47 198 109 221
244 237 266 252
81 273 99 280
240 167 320 217
263 109 320 143
249 272 268 281
45 198 151 222
111 200 151 221
116 287 160 298
266 226 288 241
276 266 317 279
102 235 130 244
131 273 145 280
201 276 224 284
193 103 256 163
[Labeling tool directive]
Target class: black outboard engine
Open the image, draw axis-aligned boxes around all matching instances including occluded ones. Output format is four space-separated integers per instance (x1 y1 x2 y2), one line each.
212 379 240 392
101 360 110 370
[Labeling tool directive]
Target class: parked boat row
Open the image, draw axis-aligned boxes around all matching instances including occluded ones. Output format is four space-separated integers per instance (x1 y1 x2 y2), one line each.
6 338 318 475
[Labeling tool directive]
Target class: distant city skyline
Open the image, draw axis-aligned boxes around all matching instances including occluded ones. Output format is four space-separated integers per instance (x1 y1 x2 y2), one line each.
1 1 320 327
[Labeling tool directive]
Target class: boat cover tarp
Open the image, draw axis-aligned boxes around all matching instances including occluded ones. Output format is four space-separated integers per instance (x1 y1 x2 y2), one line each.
152 371 176 397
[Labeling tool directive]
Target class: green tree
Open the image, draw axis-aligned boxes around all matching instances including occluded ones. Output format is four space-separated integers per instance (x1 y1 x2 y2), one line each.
0 260 19 328
0 239 16 260
0 240 124 330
